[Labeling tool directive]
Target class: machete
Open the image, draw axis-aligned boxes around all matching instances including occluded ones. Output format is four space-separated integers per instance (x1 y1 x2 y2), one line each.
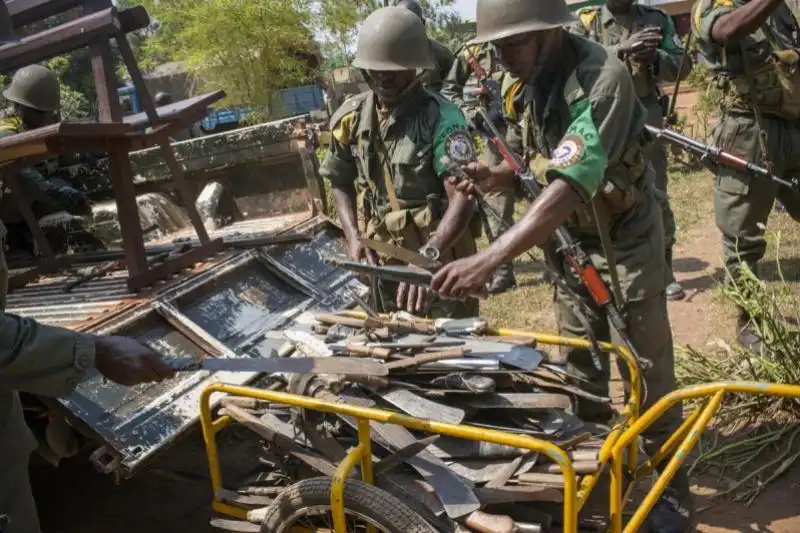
359 238 443 270
164 355 389 376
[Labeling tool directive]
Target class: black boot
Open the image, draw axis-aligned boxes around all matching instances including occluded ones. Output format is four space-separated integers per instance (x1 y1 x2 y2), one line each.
645 490 693 533
737 309 764 353
665 248 685 301
487 263 517 295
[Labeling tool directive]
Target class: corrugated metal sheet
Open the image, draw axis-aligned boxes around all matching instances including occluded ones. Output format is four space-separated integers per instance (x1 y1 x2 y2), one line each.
6 253 235 330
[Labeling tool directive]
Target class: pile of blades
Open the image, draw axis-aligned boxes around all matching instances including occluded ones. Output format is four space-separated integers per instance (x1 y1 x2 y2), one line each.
215 311 614 533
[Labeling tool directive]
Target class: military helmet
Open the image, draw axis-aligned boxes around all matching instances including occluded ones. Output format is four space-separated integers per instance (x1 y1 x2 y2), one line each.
352 6 435 71
3 64 60 112
394 0 424 23
470 0 577 44
154 92 173 106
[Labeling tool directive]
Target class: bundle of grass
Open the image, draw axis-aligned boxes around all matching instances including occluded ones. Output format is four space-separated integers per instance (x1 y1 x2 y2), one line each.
676 242 800 506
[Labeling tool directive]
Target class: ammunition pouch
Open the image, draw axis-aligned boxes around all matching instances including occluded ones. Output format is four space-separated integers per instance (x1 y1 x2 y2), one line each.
719 49 800 120
364 203 478 264
570 143 649 236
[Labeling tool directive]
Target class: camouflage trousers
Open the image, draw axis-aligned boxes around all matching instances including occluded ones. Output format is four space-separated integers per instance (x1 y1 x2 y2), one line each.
713 112 800 282
480 136 516 277
643 98 677 261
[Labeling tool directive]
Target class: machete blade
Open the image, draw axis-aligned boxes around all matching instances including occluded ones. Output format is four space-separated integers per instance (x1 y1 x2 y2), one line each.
359 238 442 270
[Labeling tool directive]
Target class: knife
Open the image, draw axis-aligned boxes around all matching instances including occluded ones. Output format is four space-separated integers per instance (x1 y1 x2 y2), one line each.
164 355 389 376
359 238 443 270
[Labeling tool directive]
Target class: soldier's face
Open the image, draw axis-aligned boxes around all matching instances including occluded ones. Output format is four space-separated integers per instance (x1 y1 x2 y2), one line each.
364 69 417 104
494 29 562 82
19 104 56 129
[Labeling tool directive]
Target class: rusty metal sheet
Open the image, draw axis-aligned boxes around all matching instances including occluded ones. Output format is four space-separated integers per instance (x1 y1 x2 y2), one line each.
47 224 366 476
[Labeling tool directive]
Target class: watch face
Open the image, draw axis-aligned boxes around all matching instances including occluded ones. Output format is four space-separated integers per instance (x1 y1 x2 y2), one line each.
421 245 439 261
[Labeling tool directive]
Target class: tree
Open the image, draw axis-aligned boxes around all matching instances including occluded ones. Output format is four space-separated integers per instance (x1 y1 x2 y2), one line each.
316 0 459 62
137 0 320 120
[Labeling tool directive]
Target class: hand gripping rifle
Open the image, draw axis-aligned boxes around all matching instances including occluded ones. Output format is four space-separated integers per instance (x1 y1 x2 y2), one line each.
646 124 800 191
461 51 652 372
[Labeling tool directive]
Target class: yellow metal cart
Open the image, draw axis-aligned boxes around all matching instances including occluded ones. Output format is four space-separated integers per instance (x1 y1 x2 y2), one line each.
199 317 800 532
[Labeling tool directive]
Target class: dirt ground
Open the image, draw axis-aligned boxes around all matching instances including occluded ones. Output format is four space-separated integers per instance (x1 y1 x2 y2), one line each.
30 89 800 532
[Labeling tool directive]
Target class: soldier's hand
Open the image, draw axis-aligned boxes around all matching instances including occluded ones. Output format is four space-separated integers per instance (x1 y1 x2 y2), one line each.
346 238 379 265
396 282 428 314
620 27 662 57
447 162 512 197
431 251 497 300
94 336 176 386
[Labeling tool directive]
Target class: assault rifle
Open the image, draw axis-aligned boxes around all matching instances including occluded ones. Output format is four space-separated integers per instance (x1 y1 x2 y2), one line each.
464 51 652 372
646 125 800 191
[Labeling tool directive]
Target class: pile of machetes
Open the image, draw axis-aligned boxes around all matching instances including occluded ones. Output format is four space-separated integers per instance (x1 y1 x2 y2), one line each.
219 311 613 533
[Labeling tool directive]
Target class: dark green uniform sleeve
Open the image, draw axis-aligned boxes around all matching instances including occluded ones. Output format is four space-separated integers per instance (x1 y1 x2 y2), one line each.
655 10 693 82
545 63 639 199
319 103 359 189
693 0 733 44
440 50 471 108
0 314 96 397
432 101 475 175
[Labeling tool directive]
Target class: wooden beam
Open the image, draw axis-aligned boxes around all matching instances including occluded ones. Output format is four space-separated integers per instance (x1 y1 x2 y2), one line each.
0 7 120 74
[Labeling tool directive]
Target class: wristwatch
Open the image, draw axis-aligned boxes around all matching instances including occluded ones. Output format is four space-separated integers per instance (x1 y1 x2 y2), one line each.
418 244 440 262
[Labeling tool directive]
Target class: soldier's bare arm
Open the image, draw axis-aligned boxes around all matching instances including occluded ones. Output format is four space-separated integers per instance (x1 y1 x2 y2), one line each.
711 0 783 45
319 102 378 264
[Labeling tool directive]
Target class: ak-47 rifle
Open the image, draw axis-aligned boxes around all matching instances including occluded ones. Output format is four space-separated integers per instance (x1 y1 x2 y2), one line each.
463 50 652 372
646 125 800 191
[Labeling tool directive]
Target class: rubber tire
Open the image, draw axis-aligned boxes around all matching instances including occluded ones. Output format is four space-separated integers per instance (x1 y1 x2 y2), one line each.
260 477 438 533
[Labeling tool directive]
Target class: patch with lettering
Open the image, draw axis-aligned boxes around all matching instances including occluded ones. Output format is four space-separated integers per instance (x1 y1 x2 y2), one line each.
444 131 475 164
549 135 585 169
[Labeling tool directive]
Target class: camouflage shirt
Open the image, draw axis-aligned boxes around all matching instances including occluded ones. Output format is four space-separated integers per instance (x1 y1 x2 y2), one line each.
503 33 665 301
424 38 457 93
692 0 800 76
572 3 690 100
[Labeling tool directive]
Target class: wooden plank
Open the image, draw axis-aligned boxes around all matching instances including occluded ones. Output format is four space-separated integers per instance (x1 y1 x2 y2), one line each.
473 485 563 504
0 8 120 74
122 91 225 129
517 473 568 487
461 393 572 410
127 238 224 291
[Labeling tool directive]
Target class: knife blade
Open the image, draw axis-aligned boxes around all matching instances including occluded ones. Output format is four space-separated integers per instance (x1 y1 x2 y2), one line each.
164 355 389 376
359 238 442 270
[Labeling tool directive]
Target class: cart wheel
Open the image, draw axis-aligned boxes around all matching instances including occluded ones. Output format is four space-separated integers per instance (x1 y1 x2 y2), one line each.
260 477 439 533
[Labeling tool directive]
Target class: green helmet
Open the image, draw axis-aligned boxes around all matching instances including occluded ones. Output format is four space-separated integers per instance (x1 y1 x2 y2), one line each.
3 64 60 112
470 0 577 45
352 6 434 72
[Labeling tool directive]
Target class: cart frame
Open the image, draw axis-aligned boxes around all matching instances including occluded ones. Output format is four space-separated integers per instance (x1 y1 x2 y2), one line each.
198 321 800 532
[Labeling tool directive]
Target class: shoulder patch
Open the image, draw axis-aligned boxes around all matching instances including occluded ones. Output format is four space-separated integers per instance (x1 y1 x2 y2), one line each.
549 135 585 169
444 130 475 165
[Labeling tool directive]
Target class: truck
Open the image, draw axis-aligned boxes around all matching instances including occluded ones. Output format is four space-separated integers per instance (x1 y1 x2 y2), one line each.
117 83 326 137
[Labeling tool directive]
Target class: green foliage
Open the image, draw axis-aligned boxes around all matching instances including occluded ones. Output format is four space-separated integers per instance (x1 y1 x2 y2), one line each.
137 0 319 115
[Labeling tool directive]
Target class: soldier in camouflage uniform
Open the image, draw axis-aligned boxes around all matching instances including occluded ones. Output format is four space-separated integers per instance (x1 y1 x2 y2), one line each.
441 43 518 294
321 6 480 318
692 0 800 349
432 1 691 530
0 65 95 255
0 219 174 533
394 0 456 93
573 0 692 301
